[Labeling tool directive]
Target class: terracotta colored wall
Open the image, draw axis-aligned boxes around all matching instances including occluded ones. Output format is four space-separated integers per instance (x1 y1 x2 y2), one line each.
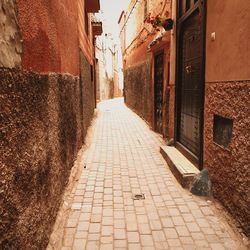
204 0 250 236
206 1 250 82
16 0 79 75
78 0 94 65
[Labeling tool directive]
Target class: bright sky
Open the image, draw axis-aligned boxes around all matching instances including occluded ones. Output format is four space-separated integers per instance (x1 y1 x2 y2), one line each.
100 0 129 41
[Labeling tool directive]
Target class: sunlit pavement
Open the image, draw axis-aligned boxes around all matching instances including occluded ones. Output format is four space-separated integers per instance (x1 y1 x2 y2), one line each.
54 98 243 250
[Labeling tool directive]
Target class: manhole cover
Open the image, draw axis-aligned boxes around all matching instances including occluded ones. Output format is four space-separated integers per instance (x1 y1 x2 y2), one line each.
132 194 145 200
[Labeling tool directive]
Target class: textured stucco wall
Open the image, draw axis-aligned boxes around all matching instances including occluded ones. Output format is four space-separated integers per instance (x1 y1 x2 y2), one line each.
80 51 96 139
0 0 22 68
205 0 250 236
0 68 87 249
206 1 250 81
124 60 152 124
16 0 79 75
204 81 250 236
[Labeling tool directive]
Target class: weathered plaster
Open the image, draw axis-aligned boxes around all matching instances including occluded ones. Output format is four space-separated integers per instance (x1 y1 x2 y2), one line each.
0 67 95 249
204 81 250 236
124 60 152 125
0 0 22 68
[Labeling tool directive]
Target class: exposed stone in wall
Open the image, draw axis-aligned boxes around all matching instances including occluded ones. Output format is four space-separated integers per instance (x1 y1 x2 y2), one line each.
80 51 96 139
0 67 93 249
124 61 152 124
204 81 250 237
0 0 22 68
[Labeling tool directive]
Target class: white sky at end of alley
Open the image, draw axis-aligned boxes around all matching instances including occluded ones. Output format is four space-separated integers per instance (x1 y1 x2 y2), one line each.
99 0 129 42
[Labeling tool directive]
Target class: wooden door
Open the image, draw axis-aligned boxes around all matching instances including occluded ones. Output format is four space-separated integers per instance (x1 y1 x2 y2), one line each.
179 13 202 156
176 0 205 164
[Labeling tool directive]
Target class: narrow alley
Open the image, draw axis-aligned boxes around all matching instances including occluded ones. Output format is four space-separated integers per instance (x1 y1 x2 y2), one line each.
1 0 250 249
48 99 244 250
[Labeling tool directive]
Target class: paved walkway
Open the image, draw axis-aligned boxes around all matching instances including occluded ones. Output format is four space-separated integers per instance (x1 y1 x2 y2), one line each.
48 98 244 250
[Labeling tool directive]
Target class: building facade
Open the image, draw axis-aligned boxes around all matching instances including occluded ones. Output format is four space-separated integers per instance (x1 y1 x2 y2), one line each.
0 0 102 248
95 33 123 102
120 0 250 236
119 0 172 138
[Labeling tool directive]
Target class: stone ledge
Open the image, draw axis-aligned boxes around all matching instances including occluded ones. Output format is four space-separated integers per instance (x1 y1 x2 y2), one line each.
160 146 200 188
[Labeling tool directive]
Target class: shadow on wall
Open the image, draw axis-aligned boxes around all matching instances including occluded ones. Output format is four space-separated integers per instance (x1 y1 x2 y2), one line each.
0 68 87 249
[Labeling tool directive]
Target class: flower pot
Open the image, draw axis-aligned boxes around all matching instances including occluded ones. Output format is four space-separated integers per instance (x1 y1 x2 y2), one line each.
163 18 173 31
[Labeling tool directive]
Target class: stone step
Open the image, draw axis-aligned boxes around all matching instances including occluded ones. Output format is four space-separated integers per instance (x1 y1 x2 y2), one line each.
160 146 200 188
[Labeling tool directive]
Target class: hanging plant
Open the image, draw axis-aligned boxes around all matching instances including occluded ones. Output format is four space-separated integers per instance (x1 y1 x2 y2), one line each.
146 13 173 31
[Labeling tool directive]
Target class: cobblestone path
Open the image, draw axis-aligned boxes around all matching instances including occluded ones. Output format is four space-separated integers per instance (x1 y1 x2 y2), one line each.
49 98 244 250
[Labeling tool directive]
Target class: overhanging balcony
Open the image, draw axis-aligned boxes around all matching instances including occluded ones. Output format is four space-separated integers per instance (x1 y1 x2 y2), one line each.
85 0 100 13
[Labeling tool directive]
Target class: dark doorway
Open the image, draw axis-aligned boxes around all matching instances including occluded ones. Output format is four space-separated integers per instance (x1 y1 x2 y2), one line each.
154 52 164 134
176 0 206 167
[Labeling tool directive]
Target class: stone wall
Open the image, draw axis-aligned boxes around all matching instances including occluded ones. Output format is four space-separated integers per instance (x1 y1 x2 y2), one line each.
124 60 152 124
204 81 250 236
0 67 94 249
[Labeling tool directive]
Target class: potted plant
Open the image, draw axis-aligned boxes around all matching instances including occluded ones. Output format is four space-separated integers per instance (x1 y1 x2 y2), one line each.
146 13 173 31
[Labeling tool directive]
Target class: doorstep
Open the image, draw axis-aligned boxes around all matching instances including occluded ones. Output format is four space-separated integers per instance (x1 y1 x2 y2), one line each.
160 146 200 188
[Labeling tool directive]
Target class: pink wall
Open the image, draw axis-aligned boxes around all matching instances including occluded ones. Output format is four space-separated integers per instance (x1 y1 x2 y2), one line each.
206 1 250 82
17 0 80 75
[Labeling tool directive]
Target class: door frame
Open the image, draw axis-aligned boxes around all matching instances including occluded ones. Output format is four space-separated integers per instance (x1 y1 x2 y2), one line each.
174 0 207 169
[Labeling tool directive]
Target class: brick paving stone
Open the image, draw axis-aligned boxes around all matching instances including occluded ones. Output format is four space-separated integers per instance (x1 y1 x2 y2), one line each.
77 221 89 231
89 223 101 233
72 239 86 250
152 230 166 242
63 235 74 247
101 236 113 244
164 228 178 239
86 241 100 250
128 243 142 250
138 223 151 235
114 240 127 248
88 233 100 242
186 222 200 232
102 226 112 236
141 235 154 247
100 244 113 250
65 219 78 228
75 231 88 239
127 221 138 231
149 220 162 231
51 99 244 250
172 216 185 226
114 229 127 240
128 232 140 243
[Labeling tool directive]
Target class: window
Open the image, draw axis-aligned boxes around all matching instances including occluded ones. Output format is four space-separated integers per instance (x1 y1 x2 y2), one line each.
213 115 233 148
